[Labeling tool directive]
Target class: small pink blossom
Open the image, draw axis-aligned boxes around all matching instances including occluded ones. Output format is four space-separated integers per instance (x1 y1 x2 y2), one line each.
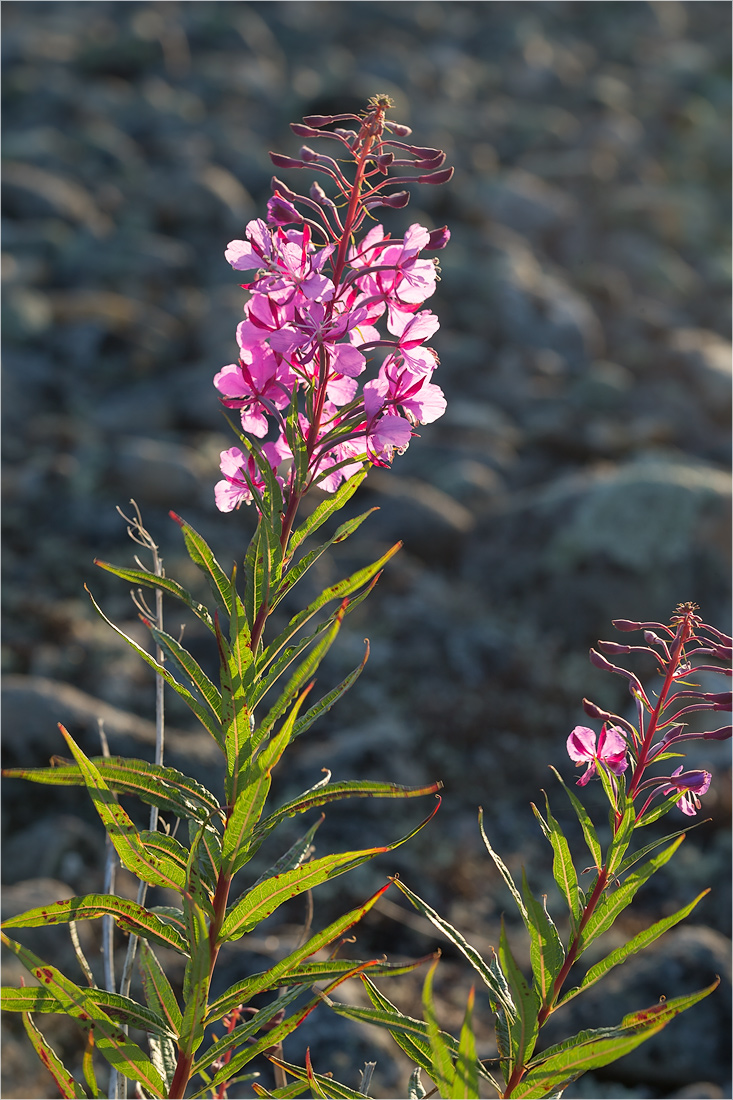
567 724 629 786
213 348 294 437
661 766 712 817
214 440 290 512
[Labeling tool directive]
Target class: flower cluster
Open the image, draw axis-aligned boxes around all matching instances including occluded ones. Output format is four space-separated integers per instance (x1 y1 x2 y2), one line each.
567 603 731 819
213 95 452 515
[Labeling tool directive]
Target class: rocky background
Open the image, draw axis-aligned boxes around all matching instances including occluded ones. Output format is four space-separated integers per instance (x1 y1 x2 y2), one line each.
2 2 731 1098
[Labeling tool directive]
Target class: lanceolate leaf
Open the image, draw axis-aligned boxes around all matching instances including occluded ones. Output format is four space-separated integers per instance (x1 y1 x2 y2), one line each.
207 882 393 1020
521 869 565 1004
144 621 222 723
2 893 188 956
422 958 454 1097
391 877 516 1018
290 642 370 740
257 543 401 679
455 986 480 1100
170 512 244 622
249 778 442 855
478 810 529 925
21 1012 88 1099
193 986 305 1078
254 600 349 747
514 982 719 1097
221 685 311 877
532 795 582 928
549 767 602 872
272 506 378 611
579 835 686 953
179 901 210 1059
286 469 367 558
220 802 440 942
605 796 636 877
58 728 196 896
1 933 166 1097
4 985 177 1038
85 587 225 749
558 890 710 1008
93 558 215 633
139 941 183 1035
265 1056 371 1099
2 757 220 823
614 824 692 877
216 614 254 808
499 919 540 1074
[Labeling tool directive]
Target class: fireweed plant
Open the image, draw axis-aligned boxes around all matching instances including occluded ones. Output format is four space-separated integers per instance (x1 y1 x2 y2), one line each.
0 97 729 1100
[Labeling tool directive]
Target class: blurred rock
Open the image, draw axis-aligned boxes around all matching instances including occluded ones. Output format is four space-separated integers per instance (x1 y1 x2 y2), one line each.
666 328 732 422
462 455 731 644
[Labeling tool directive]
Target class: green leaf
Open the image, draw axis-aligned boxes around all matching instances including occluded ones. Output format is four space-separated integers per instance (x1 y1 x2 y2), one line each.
290 642 370 741
273 507 378 611
81 1030 98 1099
455 986 480 1100
254 600 349 748
148 1034 178 1096
515 981 719 1097
579 835 686 954
2 893 188 956
2 757 221 824
192 985 305 1077
635 791 687 827
247 815 323 889
222 685 311 879
2 933 166 1096
206 881 393 1021
85 587 225 749
614 824 691 877
286 470 367 559
220 802 439 942
170 512 244 622
498 919 540 1076
558 890 710 1008
144 620 222 723
521 869 565 1004
3 986 176 1038
57 729 195 896
139 941 183 1036
22 1012 88 1098
244 519 271 631
532 794 582 928
93 558 215 632
216 614 254 807
249 778 442 858
257 542 401 681
549 767 602 873
268 1055 371 1099
391 877 516 1019
408 1066 426 1100
422 958 455 1097
179 900 210 1058
478 810 529 924
605 795 636 877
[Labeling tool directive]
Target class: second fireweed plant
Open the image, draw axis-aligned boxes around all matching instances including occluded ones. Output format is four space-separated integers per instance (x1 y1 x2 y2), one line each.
313 604 731 1099
1 96 452 1099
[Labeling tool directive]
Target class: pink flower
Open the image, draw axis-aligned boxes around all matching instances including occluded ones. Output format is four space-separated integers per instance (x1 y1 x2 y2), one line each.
661 766 712 817
213 348 294 437
214 440 290 512
567 724 629 786
364 356 446 426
